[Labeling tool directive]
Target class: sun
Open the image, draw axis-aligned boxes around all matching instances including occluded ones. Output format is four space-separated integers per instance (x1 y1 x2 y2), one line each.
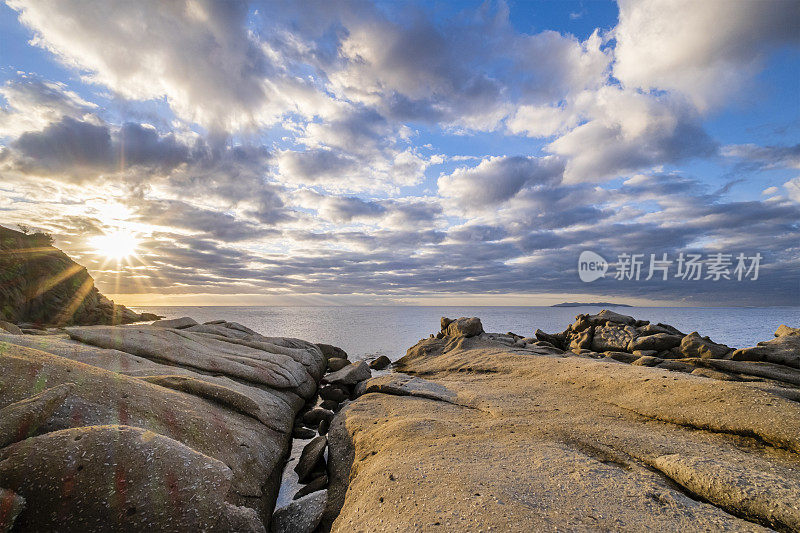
90 230 139 260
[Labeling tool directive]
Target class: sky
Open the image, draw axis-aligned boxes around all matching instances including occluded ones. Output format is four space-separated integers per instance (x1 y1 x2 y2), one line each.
0 0 798 307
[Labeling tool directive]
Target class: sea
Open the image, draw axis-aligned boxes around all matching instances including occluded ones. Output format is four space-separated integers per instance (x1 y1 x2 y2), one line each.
130 306 800 362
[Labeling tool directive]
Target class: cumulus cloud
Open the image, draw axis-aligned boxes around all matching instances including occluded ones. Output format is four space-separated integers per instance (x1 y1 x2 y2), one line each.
438 156 564 209
6 0 318 131
614 0 800 110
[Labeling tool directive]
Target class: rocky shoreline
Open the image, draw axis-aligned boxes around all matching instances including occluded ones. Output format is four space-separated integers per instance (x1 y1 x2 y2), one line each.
1 310 799 531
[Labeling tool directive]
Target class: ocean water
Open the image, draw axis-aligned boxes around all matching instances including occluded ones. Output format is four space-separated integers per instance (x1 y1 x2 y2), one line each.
131 306 800 361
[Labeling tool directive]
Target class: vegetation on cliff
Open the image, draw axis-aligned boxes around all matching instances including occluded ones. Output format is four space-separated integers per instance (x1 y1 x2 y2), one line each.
0 224 147 326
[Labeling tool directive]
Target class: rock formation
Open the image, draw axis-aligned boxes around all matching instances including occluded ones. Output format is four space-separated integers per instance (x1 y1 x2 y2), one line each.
323 312 800 531
0 225 157 327
0 318 327 531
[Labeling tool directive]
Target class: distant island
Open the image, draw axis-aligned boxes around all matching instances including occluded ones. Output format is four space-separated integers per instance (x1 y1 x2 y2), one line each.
551 302 633 307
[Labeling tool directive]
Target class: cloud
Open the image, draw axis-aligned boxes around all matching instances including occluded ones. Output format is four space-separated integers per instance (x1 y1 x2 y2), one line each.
614 0 800 110
785 177 800 202
722 143 800 170
0 73 97 136
547 87 717 183
438 155 564 209
6 0 317 131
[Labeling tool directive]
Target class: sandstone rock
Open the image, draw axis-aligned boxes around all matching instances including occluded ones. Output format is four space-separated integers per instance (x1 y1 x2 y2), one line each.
632 350 658 358
631 355 663 367
629 333 682 352
655 360 693 372
680 332 732 359
66 325 322 398
316 344 348 360
730 335 800 369
323 321 800 531
604 351 639 364
443 317 484 338
271 490 326 533
324 361 371 386
534 329 563 348
775 324 800 337
0 384 72 448
705 359 800 387
327 357 350 372
591 324 636 352
0 321 22 335
0 425 265 532
293 475 328 500
636 323 673 336
295 436 327 482
151 316 198 329
568 327 592 350
355 373 459 405
589 309 636 326
570 314 592 332
369 355 391 370
690 368 739 381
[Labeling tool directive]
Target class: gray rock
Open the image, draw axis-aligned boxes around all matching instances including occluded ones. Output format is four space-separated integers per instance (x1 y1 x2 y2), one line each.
315 344 348 360
443 317 484 337
318 419 330 436
356 373 459 405
319 385 348 403
0 320 23 335
320 399 339 411
303 408 335 427
591 324 636 352
271 490 327 533
324 361 372 386
327 357 350 372
604 351 639 364
293 475 328 500
151 316 198 329
535 329 563 348
629 333 682 352
680 332 732 359
655 360 693 372
636 323 674 336
295 436 327 482
369 355 391 370
293 426 317 439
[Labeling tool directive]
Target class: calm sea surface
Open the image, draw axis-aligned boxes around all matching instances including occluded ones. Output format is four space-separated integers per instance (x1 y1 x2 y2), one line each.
130 306 800 362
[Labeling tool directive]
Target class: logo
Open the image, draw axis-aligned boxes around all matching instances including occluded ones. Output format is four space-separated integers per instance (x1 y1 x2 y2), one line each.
578 251 608 282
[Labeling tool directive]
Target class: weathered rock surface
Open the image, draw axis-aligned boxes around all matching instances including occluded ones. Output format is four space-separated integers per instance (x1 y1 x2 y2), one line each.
295 436 327 482
591 323 636 352
323 319 800 532
0 318 326 531
369 355 391 370
0 321 22 335
323 361 371 386
326 357 350 372
441 316 484 337
680 331 732 359
270 490 326 533
629 332 682 352
0 488 25 532
152 316 198 329
730 333 800 368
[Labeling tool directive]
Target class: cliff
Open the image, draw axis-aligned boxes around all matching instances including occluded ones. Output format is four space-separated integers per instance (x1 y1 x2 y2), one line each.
0 224 150 326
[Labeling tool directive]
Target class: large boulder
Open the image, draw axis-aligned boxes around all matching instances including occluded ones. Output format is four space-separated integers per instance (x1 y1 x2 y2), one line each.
588 309 637 326
151 316 199 329
323 361 371 386
0 425 264 532
591 324 636 352
0 319 328 530
316 344 348 360
628 333 683 352
568 328 593 350
295 436 327 482
271 490 326 533
730 334 800 369
442 317 484 338
680 332 732 359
